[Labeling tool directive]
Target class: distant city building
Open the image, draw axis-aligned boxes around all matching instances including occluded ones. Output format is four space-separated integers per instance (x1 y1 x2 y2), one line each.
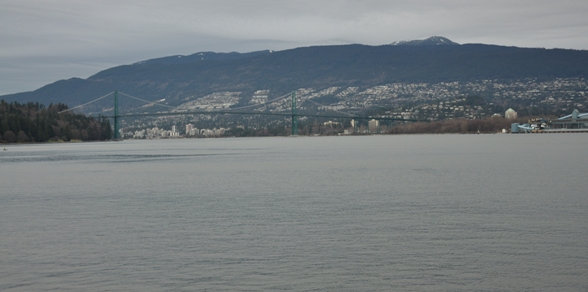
170 125 179 137
323 120 341 127
505 108 518 120
133 129 146 139
185 123 194 136
199 128 227 137
368 119 379 133
250 90 269 104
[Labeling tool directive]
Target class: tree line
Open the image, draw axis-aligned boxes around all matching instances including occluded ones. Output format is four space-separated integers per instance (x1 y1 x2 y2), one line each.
386 117 526 134
223 116 525 137
0 100 112 143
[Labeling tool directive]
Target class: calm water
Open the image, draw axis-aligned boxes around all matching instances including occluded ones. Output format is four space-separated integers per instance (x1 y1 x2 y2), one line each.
1 135 587 291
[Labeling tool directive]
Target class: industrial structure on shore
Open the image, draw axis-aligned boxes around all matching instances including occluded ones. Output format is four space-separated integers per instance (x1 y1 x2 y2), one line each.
511 109 588 133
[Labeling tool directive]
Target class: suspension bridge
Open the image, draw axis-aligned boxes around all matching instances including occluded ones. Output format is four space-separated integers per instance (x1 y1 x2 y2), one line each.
59 90 417 139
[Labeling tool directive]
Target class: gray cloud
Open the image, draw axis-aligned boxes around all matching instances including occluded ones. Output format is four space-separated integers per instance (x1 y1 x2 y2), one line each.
1 0 587 95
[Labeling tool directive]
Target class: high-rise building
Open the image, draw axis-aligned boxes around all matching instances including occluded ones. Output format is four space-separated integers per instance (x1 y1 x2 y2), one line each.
170 125 179 137
185 124 194 136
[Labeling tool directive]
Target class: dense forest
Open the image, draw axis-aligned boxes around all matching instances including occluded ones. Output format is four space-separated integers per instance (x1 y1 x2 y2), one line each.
0 100 111 143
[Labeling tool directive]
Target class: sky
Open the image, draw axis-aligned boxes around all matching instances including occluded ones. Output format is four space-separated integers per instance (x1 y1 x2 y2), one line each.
1 0 588 95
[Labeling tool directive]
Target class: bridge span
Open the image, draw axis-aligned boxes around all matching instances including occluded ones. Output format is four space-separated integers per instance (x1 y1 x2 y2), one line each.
60 90 418 139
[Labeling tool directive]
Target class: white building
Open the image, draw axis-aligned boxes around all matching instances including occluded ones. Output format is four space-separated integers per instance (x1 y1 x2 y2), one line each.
323 120 341 127
170 125 179 137
368 119 380 133
185 124 194 136
505 108 518 120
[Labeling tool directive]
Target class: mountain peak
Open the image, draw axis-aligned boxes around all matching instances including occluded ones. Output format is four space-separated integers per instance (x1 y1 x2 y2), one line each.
391 36 459 46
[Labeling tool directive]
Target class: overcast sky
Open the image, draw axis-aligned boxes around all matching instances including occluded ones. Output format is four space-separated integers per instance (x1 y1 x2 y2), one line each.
1 0 587 95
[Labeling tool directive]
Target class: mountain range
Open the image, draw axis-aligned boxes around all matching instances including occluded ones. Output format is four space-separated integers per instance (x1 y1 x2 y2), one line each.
2 36 588 108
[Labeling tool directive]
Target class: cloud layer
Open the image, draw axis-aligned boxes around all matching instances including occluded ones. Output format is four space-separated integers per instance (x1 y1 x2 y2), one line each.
1 0 587 95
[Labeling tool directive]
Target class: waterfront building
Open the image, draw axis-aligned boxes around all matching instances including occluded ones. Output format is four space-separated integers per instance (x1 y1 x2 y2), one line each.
170 125 179 137
368 119 380 133
551 109 588 130
185 124 194 136
505 108 518 120
511 109 588 133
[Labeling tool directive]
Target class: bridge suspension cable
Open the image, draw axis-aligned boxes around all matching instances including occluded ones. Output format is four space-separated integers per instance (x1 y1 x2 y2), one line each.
304 99 355 117
118 91 175 109
58 91 114 114
229 90 356 118
224 91 295 111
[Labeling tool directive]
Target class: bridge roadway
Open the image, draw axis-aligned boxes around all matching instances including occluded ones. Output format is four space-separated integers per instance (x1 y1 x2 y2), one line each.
99 109 417 122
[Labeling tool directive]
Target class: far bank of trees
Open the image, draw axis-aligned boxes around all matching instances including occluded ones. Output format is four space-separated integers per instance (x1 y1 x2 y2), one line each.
0 100 112 143
387 117 513 134
224 116 527 137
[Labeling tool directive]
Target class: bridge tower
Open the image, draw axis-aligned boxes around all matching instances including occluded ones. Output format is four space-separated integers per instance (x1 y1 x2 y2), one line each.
113 90 120 140
291 91 298 136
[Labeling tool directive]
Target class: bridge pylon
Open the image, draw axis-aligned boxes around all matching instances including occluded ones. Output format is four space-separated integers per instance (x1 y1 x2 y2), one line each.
291 91 297 136
113 90 120 140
